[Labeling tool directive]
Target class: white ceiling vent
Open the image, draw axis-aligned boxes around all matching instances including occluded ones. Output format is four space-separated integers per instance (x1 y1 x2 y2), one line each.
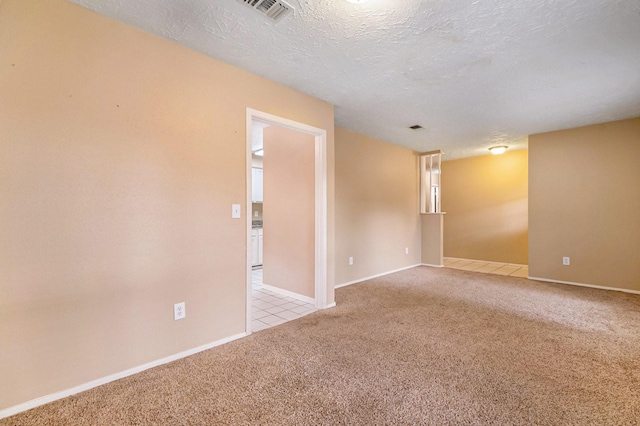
236 0 294 22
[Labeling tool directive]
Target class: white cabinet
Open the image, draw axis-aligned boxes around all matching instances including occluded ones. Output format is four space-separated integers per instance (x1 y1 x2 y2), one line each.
252 168 263 203
251 228 263 266
251 229 259 266
258 228 263 265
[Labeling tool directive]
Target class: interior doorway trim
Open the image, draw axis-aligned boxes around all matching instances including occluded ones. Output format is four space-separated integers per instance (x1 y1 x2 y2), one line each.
245 108 328 335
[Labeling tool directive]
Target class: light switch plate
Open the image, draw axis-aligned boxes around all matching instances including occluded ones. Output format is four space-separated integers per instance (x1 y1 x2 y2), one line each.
232 204 241 219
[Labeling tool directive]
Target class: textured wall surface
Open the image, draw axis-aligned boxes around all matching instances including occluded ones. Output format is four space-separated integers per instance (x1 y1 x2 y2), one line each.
442 150 529 264
335 128 421 285
529 117 640 292
0 0 334 411
262 126 316 298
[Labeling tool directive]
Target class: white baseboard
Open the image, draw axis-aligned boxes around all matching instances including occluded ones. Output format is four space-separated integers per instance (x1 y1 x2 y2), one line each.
528 276 640 295
0 332 247 420
324 302 336 309
335 264 421 289
421 263 444 268
261 283 315 305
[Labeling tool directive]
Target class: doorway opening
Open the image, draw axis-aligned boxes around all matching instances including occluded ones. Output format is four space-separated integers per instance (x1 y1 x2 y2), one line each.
245 109 328 335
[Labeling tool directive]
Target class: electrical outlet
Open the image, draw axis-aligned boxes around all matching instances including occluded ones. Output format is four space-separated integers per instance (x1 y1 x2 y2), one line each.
562 257 570 266
348 256 354 266
174 302 186 320
405 247 409 255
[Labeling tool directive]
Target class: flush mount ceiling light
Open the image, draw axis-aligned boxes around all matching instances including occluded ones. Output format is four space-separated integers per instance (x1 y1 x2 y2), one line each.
489 146 508 155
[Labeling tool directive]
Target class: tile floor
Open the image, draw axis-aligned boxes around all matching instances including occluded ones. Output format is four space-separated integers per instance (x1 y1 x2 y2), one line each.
251 268 316 332
444 257 529 278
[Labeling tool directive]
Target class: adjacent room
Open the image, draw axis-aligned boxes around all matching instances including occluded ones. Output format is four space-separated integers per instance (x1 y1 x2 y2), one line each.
1 0 639 424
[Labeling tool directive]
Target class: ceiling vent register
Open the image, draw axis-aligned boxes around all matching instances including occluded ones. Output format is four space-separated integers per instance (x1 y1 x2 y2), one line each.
236 0 294 22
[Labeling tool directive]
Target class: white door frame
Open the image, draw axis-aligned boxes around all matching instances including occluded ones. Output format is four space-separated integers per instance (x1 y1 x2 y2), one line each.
245 108 328 335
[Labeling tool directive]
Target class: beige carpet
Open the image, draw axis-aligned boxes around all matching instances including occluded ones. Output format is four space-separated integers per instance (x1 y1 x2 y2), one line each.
4 267 640 425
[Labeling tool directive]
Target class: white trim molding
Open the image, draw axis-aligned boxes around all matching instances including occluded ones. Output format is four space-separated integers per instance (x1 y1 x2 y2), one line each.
528 276 640 295
261 283 315 305
0 333 247 420
335 264 421 289
421 263 445 268
245 108 330 335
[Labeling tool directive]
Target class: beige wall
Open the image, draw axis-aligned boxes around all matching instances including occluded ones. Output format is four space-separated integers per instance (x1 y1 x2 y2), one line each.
335 128 421 285
0 0 334 411
421 214 444 266
529 118 640 292
262 126 315 298
442 150 529 264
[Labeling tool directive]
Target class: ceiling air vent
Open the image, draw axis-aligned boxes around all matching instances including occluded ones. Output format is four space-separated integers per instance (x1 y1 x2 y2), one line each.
236 0 294 22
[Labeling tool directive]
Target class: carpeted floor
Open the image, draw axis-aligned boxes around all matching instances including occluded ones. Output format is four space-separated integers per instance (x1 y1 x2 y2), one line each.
4 267 640 425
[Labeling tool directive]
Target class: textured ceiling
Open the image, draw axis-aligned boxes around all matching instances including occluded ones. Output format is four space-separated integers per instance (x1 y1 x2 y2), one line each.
68 0 640 159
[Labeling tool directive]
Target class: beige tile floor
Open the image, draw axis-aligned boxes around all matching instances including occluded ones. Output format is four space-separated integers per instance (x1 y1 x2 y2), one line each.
251 269 316 332
444 257 529 278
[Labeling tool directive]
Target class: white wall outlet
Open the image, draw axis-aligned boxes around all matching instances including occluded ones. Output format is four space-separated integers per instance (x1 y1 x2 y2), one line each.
254 211 258 217
231 204 241 219
405 247 409 255
174 302 186 320
348 256 354 266
562 257 570 266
